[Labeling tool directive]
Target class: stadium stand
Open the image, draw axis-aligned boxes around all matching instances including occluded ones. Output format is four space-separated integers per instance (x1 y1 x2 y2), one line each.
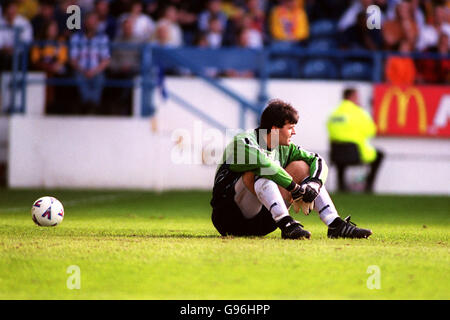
301 58 339 79
341 61 373 80
309 19 337 38
0 0 448 115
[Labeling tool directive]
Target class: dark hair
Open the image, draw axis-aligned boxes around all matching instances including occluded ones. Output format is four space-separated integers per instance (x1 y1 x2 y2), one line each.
259 99 298 132
343 88 356 100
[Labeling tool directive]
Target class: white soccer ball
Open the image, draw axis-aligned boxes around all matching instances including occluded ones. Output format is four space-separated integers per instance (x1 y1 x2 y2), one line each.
31 196 64 227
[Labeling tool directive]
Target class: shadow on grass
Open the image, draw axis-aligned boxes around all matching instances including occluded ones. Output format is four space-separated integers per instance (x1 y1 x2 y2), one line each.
128 234 272 240
46 231 273 240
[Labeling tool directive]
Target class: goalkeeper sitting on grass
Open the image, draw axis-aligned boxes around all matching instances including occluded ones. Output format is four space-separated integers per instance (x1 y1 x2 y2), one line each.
210 99 373 239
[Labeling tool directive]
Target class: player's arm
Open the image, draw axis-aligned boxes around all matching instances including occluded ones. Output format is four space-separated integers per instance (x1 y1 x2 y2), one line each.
287 144 328 185
226 137 295 189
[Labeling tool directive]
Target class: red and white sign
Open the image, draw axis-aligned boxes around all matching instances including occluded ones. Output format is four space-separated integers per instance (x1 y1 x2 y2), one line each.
373 84 450 138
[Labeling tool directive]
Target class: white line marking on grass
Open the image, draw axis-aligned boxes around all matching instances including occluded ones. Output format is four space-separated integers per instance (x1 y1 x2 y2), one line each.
0 193 143 213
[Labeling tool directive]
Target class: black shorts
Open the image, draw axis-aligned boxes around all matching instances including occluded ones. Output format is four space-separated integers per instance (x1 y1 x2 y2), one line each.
211 203 278 237
210 164 277 237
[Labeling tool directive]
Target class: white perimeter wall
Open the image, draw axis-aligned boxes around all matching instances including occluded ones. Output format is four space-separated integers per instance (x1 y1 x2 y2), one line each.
7 77 450 194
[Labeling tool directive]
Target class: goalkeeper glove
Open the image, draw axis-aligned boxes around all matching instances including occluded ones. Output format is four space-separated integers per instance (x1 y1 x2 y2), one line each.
301 178 322 203
292 199 315 215
290 183 305 202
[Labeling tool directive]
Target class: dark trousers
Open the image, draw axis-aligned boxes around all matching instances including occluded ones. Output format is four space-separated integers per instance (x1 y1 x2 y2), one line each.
330 142 384 193
212 204 277 237
210 164 277 236
76 72 105 105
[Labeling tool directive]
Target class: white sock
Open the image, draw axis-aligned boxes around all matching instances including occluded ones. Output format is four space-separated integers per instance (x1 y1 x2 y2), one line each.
254 178 290 222
314 187 340 226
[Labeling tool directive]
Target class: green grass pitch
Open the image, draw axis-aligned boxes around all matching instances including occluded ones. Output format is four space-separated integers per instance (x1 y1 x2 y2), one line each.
0 189 448 300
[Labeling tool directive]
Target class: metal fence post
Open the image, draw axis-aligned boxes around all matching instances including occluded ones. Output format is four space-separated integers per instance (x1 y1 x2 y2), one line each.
20 41 29 114
373 52 383 83
140 43 155 117
10 27 21 113
257 49 269 125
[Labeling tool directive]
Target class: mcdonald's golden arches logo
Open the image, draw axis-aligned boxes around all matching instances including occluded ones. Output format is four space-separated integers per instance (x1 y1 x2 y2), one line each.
378 87 427 134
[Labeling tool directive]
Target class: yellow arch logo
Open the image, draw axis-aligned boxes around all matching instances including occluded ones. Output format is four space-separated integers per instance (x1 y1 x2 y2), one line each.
378 87 427 134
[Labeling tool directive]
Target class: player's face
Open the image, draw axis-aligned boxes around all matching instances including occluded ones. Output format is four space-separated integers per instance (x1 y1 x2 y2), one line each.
272 122 296 146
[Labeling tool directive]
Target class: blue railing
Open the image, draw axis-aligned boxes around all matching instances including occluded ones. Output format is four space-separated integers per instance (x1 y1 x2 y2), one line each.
1 26 449 130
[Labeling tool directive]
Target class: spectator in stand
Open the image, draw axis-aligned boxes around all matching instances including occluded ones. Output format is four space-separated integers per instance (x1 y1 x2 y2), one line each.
437 33 450 83
77 0 95 13
337 0 391 48
152 0 202 45
269 0 309 46
341 10 383 50
385 40 417 86
237 14 263 48
435 3 450 38
108 16 139 115
30 20 68 112
211 1 263 42
223 19 262 78
337 0 373 34
111 17 140 76
31 20 67 75
222 3 245 46
221 0 243 18
70 12 110 113
198 0 228 33
243 0 265 34
153 5 183 47
205 15 225 48
31 0 55 40
94 0 117 40
384 0 426 31
416 32 450 84
0 0 33 71
54 0 77 40
192 15 226 77
221 1 264 47
416 4 450 52
16 0 39 21
117 0 155 42
382 0 419 50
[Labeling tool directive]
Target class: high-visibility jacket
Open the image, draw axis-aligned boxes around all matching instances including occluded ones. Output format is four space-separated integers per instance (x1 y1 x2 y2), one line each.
327 100 377 163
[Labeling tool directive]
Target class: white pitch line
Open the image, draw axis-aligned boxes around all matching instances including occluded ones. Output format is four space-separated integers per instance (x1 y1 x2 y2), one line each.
0 193 142 213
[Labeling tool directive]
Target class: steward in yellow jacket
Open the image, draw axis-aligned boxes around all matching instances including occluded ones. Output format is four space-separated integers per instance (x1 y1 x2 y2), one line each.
327 88 384 193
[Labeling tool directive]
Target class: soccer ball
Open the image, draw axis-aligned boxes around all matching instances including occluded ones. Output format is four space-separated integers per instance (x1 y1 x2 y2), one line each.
31 196 64 227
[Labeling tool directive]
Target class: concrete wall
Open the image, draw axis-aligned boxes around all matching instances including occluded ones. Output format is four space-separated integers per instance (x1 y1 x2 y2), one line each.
0 116 8 163
6 76 450 194
8 116 214 190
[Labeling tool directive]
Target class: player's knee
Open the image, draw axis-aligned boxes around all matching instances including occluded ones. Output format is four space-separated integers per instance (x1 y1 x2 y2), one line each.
285 160 310 184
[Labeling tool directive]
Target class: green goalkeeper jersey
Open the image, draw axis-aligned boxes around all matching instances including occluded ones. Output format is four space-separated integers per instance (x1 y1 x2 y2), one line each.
216 129 328 190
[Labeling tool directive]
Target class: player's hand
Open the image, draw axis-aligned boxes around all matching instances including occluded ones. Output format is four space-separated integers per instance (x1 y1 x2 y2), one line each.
292 199 315 215
301 179 321 203
290 183 305 202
